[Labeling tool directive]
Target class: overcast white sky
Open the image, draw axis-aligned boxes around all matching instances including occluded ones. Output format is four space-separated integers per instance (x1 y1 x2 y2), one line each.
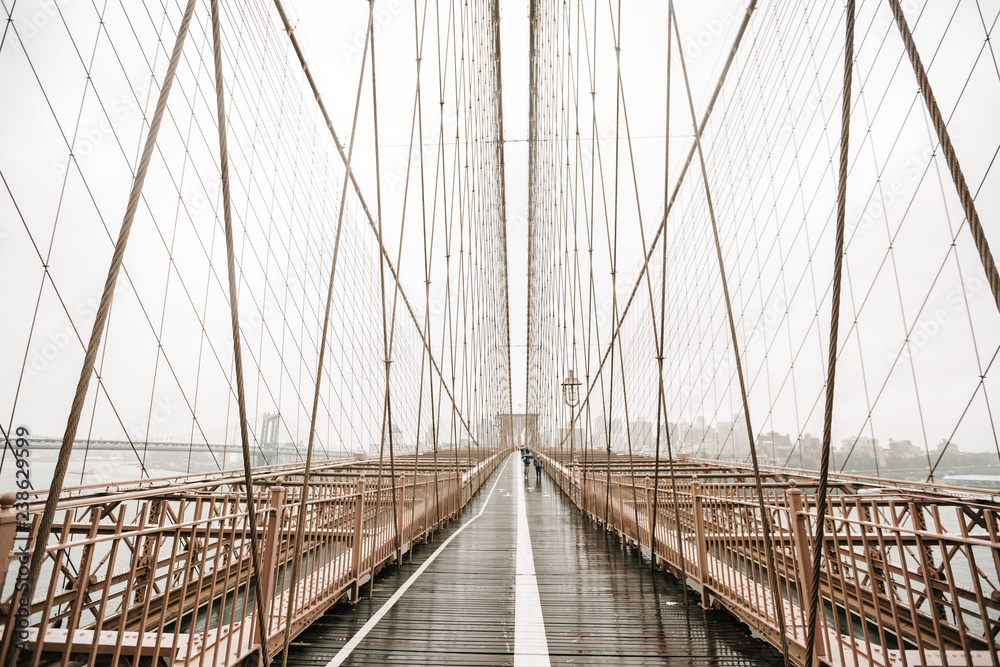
1 0 999 473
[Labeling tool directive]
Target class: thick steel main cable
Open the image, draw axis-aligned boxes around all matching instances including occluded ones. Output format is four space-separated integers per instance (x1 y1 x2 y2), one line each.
209 0 273 660
806 2 854 663
669 2 789 661
0 3 197 665
881 0 1000 478
889 0 1000 320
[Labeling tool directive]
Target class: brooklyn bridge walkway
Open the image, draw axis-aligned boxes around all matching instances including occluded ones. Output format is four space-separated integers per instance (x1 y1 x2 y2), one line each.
284 454 781 667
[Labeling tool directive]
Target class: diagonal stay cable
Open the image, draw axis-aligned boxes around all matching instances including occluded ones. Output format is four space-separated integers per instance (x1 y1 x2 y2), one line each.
668 2 790 662
277 1 378 661
0 3 198 666
888 0 1000 319
884 0 1000 476
571 0 759 431
269 0 478 446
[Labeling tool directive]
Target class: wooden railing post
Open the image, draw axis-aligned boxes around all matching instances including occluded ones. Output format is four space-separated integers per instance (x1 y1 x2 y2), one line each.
692 477 710 608
258 485 285 645
787 483 825 662
350 477 366 600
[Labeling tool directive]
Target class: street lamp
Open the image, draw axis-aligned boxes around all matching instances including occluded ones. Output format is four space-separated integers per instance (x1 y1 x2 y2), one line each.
562 370 582 494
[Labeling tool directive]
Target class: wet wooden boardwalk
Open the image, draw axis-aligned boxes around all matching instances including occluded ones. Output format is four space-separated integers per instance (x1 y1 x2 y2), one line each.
284 453 783 666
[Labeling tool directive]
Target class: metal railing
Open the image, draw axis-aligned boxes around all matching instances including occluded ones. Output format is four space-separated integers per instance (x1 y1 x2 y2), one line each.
541 451 1000 667
0 450 502 666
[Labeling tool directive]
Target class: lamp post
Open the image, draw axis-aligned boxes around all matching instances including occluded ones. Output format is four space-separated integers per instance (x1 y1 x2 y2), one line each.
562 369 581 497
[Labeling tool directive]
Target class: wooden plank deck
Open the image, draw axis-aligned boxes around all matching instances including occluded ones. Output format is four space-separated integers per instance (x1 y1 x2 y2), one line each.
284 454 783 666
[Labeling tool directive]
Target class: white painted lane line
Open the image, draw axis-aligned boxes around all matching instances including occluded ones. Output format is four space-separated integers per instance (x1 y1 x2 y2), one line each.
324 455 512 667
514 458 551 666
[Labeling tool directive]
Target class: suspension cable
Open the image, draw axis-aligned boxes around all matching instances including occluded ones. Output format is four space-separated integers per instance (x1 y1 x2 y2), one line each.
269 0 479 449
277 2 377 659
668 2 790 661
1 4 198 665
208 0 276 660
805 2 854 664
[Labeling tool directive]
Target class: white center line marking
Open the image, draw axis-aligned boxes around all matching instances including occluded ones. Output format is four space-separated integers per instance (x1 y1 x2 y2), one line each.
324 455 511 667
514 456 551 666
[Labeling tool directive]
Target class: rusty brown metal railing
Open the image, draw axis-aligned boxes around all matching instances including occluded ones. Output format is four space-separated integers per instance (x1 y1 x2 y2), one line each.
0 450 502 666
540 450 1000 667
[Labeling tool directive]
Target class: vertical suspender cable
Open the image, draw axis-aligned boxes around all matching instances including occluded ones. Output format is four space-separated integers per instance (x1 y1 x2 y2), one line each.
270 0 477 451
604 0 622 530
668 2 790 662
369 0 402 568
527 0 538 438
392 0 439 560
651 7 688 602
0 2 198 665
492 0 515 433
277 3 376 661
209 0 272 659
570 0 757 448
605 0 644 549
806 1 854 665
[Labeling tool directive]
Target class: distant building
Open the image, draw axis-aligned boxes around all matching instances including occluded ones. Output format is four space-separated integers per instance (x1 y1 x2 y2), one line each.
629 421 655 453
717 417 751 460
369 423 409 456
757 431 792 464
888 438 920 459
839 435 884 469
